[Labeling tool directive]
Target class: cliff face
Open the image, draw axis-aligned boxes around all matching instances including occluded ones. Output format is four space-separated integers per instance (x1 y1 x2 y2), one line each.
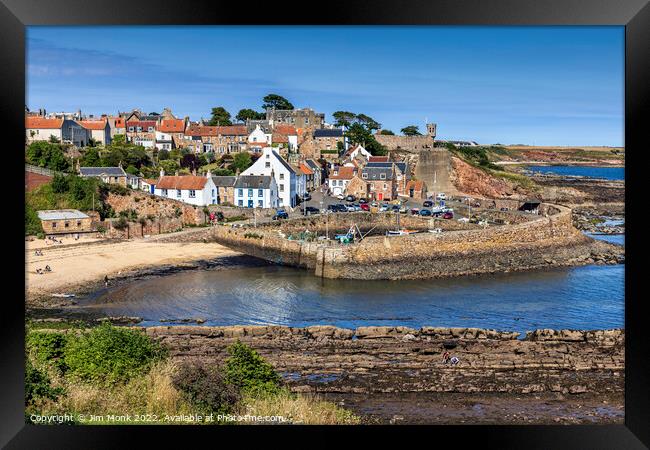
145 325 624 396
450 157 527 199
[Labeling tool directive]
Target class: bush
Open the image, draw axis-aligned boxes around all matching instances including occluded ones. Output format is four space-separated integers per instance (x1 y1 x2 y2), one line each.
64 322 167 386
27 331 69 373
113 216 128 230
172 363 240 414
224 341 281 396
25 357 64 405
25 204 44 237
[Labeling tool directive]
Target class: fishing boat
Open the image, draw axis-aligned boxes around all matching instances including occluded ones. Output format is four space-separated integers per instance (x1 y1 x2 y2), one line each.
386 229 419 236
51 293 76 298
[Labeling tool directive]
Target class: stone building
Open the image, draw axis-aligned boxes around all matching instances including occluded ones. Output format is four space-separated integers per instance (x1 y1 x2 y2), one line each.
211 175 237 205
404 180 428 200
37 209 93 236
313 128 346 156
360 165 397 201
266 107 325 129
375 123 437 152
79 166 128 186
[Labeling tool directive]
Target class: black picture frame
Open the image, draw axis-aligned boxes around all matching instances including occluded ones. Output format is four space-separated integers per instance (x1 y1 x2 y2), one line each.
2 0 648 447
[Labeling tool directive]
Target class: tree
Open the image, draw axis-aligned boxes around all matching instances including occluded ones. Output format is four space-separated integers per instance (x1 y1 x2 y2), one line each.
332 111 356 128
48 135 61 144
235 109 265 122
158 149 170 161
262 94 294 111
180 154 200 171
401 125 422 136
88 137 99 147
231 152 252 173
160 159 179 174
345 123 386 156
81 147 101 167
125 165 139 176
355 114 381 132
25 141 70 171
208 107 232 126
112 134 126 146
379 129 395 135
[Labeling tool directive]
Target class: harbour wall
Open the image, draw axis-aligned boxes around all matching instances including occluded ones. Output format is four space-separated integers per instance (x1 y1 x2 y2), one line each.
206 202 619 280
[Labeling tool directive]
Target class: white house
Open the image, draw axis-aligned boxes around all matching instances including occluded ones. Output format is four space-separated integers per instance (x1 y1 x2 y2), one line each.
26 117 89 146
343 144 371 160
247 125 271 153
78 120 112 146
327 166 356 196
154 170 218 206
234 175 278 209
154 131 173 150
241 147 301 208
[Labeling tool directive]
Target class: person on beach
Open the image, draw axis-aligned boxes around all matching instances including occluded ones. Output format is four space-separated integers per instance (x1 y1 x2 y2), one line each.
442 351 450 364
104 275 109 287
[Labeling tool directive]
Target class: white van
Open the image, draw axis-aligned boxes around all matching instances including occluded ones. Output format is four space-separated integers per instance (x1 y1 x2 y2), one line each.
436 192 446 200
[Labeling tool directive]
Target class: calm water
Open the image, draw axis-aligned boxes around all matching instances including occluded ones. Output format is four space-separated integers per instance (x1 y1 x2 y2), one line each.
526 165 624 180
75 234 624 334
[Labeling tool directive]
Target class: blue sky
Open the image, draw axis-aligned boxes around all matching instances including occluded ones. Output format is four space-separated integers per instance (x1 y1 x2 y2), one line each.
27 26 624 146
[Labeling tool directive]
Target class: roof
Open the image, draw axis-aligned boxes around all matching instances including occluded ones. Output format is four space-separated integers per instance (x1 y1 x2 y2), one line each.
366 161 407 174
274 124 297 135
405 180 425 191
314 129 343 138
26 171 52 192
158 119 185 133
142 178 158 185
26 117 63 129
156 175 208 190
329 166 355 180
362 166 394 180
126 120 156 129
304 159 321 171
185 125 247 137
211 176 237 187
299 164 314 175
234 175 272 189
368 156 389 162
272 133 288 143
77 120 108 130
79 167 127 177
267 148 296 174
37 209 90 221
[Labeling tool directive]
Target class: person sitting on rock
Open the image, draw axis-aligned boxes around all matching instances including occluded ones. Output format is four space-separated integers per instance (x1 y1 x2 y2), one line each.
442 351 451 364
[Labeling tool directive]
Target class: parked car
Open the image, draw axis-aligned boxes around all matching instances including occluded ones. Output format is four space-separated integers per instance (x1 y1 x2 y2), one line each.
327 204 339 213
419 209 433 217
335 204 348 212
300 193 312 202
370 201 379 207
345 204 357 212
443 211 454 219
391 205 401 213
410 208 420 215
359 198 368 204
345 195 356 202
399 206 408 214
458 217 470 223
360 203 370 211
273 209 289 220
336 194 345 200
351 204 362 211
303 206 320 216
379 204 390 212
436 193 446 200
423 200 433 208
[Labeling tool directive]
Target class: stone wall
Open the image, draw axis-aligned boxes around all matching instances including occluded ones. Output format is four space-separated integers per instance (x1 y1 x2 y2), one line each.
375 134 435 152
144 325 624 395
206 202 619 280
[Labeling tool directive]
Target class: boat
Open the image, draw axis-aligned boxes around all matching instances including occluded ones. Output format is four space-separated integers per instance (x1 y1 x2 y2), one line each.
387 229 419 236
51 293 76 298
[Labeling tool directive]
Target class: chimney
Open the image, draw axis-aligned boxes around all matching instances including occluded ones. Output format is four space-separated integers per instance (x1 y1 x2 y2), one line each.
206 169 212 178
236 168 240 176
175 170 179 176
160 168 165 178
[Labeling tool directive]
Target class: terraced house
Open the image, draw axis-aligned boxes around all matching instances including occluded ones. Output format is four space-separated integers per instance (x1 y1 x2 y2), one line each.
154 171 218 206
360 164 397 201
233 175 278 208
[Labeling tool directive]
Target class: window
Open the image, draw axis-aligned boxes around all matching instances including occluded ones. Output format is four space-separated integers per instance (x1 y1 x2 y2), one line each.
64 222 69 228
248 189 253 197
177 190 181 198
137 126 142 132
266 154 270 159
279 184 284 192
148 127 154 132
211 189 215 196
52 222 57 228
114 177 118 182
238 189 243 196
384 183 388 189
265 162 270 168
128 126 134 132
258 200 263 207
189 190 196 198
238 200 243 206
162 189 168 196
258 189 263 197
76 221 81 227
279 173 284 180
362 173 368 179
380 173 386 180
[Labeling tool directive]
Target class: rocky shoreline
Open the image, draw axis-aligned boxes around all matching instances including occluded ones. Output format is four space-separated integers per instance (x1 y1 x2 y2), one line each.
138 324 624 424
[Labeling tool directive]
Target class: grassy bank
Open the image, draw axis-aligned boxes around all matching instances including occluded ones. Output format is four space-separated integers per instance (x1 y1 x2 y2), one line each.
25 322 358 425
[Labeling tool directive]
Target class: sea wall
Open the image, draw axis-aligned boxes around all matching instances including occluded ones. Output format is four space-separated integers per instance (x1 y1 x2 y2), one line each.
206 202 623 280
144 325 624 395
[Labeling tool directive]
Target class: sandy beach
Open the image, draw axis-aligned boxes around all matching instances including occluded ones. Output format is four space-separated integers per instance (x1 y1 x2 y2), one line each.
26 230 239 301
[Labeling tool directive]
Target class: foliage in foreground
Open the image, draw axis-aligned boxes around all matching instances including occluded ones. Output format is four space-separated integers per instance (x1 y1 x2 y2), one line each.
224 340 281 396
172 363 240 414
63 322 167 386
